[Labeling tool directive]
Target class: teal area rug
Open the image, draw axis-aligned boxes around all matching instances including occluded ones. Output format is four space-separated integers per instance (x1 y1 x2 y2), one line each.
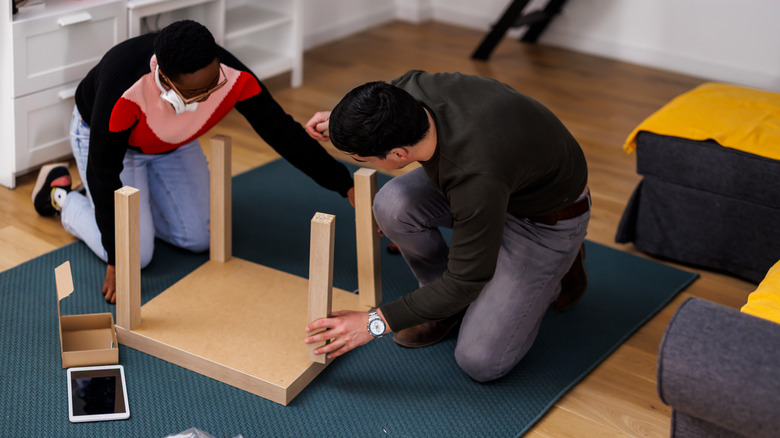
0 160 698 437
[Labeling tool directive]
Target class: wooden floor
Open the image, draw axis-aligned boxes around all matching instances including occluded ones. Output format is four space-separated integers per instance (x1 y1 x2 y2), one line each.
1 21 757 437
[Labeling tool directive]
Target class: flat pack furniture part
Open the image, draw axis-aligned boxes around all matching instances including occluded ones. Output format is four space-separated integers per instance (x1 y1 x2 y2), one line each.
113 136 381 406
354 168 381 308
307 212 335 365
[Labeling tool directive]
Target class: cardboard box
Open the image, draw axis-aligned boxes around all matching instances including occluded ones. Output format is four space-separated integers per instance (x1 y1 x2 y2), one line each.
55 261 118 368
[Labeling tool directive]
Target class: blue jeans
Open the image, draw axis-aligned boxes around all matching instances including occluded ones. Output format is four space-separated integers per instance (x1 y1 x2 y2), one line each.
62 106 210 267
373 167 590 382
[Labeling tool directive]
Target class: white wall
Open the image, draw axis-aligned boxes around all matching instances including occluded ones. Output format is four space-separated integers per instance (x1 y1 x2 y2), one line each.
302 0 780 92
429 0 780 92
300 0 395 50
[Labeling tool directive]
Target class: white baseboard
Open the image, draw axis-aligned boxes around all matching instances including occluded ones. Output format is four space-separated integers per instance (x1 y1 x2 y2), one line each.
396 0 433 23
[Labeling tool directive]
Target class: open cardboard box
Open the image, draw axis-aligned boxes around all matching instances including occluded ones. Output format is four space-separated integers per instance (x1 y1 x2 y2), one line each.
55 261 118 368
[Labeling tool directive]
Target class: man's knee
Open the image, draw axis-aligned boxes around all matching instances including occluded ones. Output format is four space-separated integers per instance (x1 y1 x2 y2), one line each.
373 183 417 229
455 346 512 383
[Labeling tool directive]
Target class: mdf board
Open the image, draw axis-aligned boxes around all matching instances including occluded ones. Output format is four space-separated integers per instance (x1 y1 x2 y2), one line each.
114 135 378 406
115 258 362 405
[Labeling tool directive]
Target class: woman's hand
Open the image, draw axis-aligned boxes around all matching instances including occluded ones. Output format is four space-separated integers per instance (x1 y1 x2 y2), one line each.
102 264 117 304
304 111 332 141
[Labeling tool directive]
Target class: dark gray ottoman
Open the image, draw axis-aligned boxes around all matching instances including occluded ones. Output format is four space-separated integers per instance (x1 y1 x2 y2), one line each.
615 131 780 283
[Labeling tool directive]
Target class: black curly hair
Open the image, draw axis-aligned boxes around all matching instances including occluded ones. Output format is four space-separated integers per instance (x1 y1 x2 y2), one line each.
154 20 219 80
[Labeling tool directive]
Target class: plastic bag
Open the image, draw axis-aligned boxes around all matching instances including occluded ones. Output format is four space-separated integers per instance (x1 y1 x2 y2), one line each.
165 428 243 438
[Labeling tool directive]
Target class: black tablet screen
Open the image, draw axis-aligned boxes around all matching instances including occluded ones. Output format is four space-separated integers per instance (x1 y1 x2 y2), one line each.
70 369 126 416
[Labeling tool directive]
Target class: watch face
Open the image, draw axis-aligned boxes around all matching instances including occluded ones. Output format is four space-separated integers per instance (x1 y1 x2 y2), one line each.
369 319 385 336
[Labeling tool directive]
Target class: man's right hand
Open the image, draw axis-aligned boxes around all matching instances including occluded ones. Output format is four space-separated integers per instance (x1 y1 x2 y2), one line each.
102 264 117 304
304 111 332 141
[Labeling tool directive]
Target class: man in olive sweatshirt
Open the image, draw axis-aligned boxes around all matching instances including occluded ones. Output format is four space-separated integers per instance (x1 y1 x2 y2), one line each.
304 70 589 382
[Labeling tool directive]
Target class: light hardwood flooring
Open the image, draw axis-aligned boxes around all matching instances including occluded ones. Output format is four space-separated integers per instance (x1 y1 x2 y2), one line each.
0 21 757 437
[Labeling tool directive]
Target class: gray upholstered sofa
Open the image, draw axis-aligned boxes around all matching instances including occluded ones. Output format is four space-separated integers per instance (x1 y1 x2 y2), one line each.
657 297 780 437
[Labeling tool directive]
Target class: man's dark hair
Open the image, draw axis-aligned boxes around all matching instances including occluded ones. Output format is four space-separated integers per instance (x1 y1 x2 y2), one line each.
330 81 429 158
154 20 218 80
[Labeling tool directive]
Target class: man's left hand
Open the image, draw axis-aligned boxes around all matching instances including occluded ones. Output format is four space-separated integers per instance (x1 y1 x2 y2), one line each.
305 310 375 359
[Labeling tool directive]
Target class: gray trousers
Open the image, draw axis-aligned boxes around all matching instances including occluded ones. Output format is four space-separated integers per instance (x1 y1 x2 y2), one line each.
373 168 590 382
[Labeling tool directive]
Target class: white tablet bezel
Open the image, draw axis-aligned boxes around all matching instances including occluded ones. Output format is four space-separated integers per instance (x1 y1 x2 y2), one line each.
67 364 130 423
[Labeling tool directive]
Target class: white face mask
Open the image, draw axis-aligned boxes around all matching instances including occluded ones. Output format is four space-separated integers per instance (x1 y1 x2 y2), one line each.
154 66 199 115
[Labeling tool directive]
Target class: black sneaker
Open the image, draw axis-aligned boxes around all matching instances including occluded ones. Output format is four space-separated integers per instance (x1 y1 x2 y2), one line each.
32 163 72 216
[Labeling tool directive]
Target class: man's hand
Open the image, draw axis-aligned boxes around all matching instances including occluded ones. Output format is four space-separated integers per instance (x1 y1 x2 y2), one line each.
346 187 355 207
102 264 117 304
305 309 389 359
304 111 331 141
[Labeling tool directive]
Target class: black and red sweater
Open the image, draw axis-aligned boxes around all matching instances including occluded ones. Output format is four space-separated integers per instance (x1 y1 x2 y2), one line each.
75 33 353 265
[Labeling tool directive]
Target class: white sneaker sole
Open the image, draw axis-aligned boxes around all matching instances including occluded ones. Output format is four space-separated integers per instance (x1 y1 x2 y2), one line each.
31 162 70 203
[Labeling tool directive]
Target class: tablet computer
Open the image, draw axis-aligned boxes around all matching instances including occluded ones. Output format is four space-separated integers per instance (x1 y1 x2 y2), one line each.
67 365 130 423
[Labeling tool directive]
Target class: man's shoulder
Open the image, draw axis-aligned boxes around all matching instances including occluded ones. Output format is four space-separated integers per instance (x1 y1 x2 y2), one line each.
393 71 513 101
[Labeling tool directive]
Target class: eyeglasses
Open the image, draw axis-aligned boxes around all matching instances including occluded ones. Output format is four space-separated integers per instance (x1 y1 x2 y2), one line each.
159 65 227 104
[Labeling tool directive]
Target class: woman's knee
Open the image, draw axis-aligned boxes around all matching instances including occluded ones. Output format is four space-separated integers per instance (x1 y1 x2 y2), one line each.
178 229 210 253
139 238 154 268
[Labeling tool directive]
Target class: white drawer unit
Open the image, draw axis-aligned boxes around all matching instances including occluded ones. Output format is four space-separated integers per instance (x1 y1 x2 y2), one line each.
14 81 80 171
12 0 127 97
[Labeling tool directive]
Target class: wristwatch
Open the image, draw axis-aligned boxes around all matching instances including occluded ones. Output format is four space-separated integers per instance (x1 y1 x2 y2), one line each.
367 308 386 338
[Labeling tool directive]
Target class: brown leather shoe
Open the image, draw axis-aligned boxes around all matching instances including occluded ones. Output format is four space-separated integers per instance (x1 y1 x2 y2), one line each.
393 312 464 348
551 243 588 312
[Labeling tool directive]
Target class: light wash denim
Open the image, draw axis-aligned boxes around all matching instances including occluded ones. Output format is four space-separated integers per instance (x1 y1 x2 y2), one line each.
62 105 210 267
373 167 590 382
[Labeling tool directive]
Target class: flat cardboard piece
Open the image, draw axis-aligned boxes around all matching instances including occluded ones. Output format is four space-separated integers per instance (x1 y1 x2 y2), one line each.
55 261 118 368
116 258 363 405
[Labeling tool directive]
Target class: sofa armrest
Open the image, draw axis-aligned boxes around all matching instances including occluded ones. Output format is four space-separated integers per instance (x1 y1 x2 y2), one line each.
658 297 780 438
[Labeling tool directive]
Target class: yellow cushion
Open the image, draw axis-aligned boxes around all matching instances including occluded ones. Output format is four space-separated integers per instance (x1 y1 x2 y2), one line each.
623 82 780 160
741 260 780 324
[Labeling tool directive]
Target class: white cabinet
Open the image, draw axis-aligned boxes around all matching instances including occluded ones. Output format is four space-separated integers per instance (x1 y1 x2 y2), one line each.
13 0 127 96
14 81 81 172
224 0 302 88
125 0 302 87
1 0 302 189
2 0 127 188
126 0 224 43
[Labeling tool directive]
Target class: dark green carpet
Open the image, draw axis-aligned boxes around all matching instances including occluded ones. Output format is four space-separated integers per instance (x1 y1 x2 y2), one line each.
0 160 698 437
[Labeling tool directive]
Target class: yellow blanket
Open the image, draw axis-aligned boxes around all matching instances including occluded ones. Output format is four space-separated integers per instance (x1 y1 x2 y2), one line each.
742 259 780 325
623 82 780 160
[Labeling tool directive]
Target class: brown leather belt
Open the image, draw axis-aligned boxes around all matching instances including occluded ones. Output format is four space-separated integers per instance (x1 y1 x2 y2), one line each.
528 195 590 225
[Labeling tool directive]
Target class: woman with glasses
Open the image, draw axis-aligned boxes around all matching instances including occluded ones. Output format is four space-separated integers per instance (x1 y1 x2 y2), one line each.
32 20 355 303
